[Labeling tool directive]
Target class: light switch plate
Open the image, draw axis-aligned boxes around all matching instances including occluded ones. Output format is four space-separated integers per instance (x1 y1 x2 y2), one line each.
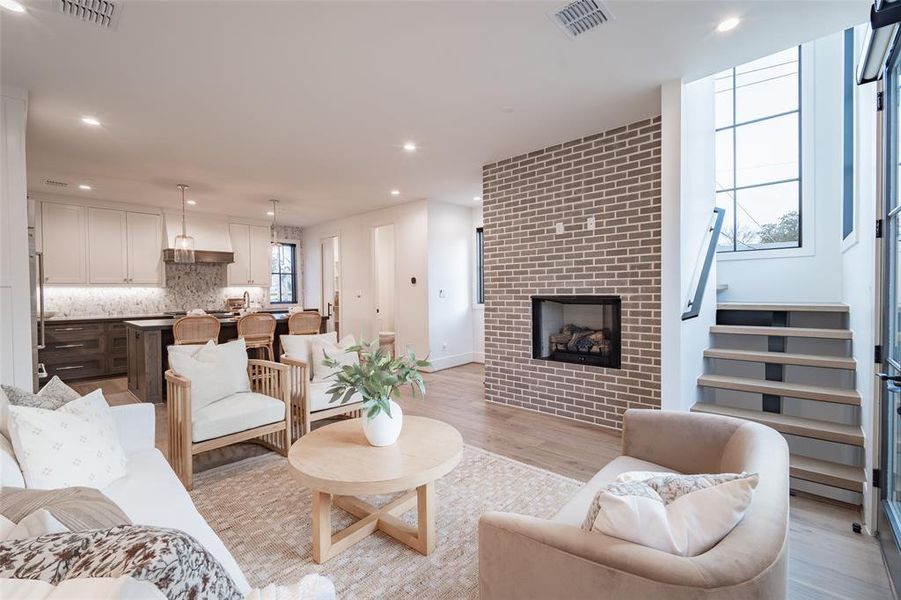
587 216 595 230
555 222 564 235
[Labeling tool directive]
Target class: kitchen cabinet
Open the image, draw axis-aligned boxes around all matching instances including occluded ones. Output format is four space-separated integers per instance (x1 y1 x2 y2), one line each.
126 212 163 284
41 203 87 284
228 223 270 286
46 202 162 286
88 208 128 284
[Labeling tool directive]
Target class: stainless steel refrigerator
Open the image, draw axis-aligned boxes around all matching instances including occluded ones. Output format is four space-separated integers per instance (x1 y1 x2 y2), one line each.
28 198 47 391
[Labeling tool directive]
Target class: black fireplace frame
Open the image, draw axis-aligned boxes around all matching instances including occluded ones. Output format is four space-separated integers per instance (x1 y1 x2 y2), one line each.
531 295 622 369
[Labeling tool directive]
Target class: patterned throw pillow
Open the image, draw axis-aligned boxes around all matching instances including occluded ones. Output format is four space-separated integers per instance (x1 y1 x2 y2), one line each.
2 376 80 410
1 487 131 531
582 470 759 556
7 389 128 490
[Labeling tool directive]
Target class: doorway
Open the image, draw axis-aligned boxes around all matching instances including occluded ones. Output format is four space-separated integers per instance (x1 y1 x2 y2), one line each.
320 236 340 335
879 42 901 590
372 224 396 337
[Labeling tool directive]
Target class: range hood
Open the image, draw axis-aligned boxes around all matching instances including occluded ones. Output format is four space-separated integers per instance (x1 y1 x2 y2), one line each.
162 212 234 264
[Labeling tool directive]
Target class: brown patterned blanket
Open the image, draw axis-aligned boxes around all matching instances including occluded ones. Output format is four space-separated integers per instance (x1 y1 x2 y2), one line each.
0 524 243 600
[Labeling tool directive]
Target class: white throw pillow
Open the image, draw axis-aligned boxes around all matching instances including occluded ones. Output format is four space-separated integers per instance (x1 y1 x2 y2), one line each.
167 339 251 413
311 335 358 382
7 389 128 490
0 433 25 487
3 509 69 541
280 332 338 377
584 471 758 557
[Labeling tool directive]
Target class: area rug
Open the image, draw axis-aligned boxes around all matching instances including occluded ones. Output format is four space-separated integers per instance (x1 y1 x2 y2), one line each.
190 445 583 599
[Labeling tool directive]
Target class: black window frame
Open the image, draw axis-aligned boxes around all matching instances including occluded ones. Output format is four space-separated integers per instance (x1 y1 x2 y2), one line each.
270 242 297 305
715 45 803 253
476 227 484 305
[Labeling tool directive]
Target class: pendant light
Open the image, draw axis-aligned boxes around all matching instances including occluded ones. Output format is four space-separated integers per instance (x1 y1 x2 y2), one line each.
174 184 195 264
269 199 282 248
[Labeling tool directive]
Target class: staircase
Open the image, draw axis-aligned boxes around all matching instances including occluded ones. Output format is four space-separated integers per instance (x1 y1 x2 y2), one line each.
693 302 866 501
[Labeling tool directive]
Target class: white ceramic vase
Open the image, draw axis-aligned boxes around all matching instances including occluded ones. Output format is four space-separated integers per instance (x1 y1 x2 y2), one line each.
361 399 404 446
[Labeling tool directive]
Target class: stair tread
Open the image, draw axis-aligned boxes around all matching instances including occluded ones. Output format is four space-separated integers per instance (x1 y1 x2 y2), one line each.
697 374 860 405
790 454 865 493
703 348 856 369
710 325 853 339
717 302 849 313
690 403 864 446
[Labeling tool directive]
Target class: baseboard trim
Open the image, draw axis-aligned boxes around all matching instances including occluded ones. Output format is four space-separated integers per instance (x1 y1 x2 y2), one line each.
472 351 485 364
423 352 475 372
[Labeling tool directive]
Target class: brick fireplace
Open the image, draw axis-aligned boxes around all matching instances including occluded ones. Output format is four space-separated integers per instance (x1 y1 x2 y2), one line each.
482 116 661 430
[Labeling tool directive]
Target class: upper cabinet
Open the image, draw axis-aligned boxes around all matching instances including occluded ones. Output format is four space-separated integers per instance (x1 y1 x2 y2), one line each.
88 208 128 284
228 223 270 287
40 202 162 286
126 212 163 284
41 203 87 284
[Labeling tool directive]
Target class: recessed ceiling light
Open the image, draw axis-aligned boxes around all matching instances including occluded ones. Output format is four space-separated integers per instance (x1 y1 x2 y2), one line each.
390 189 400 196
186 199 197 206
0 0 26 13
78 184 92 191
81 116 101 126
716 17 740 33
402 142 417 152
266 210 275 216
473 196 481 202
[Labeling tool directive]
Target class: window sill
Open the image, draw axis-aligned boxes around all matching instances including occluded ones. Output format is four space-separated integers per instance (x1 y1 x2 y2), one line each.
716 245 813 262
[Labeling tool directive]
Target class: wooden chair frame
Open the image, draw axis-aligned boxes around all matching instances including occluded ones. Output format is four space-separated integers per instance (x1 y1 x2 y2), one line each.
173 315 221 345
288 311 322 335
281 354 363 438
165 359 292 490
236 313 276 361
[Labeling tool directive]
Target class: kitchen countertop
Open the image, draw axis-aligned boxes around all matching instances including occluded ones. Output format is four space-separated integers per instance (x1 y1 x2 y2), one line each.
45 313 170 323
124 312 291 330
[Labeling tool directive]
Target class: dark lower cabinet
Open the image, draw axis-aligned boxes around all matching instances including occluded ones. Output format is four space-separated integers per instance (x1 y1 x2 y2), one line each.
40 318 152 382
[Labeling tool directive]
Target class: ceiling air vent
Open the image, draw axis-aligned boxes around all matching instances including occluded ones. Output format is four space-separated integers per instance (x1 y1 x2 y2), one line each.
43 179 69 188
551 0 613 39
58 0 122 29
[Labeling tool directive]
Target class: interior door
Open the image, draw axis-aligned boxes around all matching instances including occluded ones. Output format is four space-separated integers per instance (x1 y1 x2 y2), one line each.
879 44 901 590
372 224 396 334
321 236 337 332
87 208 128 284
126 212 162 284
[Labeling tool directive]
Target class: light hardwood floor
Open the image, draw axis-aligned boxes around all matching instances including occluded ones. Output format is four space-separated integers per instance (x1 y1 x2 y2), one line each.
74 363 895 600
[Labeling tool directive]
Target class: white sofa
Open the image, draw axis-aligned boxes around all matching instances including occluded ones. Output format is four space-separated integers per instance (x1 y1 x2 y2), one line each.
1 403 251 596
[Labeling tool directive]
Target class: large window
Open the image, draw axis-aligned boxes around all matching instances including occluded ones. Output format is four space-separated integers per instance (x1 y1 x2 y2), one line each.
715 46 801 252
270 243 297 304
476 227 484 305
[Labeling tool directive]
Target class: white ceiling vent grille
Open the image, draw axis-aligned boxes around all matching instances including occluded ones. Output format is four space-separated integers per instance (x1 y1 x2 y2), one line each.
551 0 613 39
43 179 69 188
58 0 122 29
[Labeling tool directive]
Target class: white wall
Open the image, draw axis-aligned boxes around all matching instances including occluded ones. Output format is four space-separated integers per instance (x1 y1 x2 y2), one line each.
842 25 878 533
472 205 484 363
0 86 32 389
717 34 845 302
303 200 430 357
660 76 718 412
427 200 474 370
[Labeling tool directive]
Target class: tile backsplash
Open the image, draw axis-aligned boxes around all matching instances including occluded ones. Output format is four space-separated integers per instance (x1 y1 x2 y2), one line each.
44 263 272 318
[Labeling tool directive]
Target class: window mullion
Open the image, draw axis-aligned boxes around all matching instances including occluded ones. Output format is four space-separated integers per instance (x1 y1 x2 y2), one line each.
732 66 738 251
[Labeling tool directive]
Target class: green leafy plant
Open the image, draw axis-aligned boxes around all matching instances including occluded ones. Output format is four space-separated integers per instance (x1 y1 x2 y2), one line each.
322 339 430 420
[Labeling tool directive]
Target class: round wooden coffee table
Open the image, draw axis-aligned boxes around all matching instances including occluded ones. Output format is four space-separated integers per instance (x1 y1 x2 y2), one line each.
288 416 463 563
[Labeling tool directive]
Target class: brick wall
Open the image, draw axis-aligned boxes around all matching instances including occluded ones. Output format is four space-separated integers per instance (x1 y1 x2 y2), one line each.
482 116 662 430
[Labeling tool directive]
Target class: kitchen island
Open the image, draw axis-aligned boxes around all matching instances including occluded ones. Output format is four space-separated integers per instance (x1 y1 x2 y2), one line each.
125 312 325 403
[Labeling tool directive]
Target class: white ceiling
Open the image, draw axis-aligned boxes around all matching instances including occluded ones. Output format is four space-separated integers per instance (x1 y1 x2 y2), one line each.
3 0 868 226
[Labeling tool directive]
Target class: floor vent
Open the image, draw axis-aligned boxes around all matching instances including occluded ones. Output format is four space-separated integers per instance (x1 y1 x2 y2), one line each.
58 0 122 29
43 179 69 188
551 0 613 39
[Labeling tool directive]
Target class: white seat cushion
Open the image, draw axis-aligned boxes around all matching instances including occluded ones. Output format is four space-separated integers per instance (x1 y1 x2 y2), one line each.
552 455 674 526
103 448 249 594
191 392 286 443
308 381 363 412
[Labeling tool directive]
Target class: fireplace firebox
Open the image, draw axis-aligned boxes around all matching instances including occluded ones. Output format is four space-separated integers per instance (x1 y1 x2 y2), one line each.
531 296 621 369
